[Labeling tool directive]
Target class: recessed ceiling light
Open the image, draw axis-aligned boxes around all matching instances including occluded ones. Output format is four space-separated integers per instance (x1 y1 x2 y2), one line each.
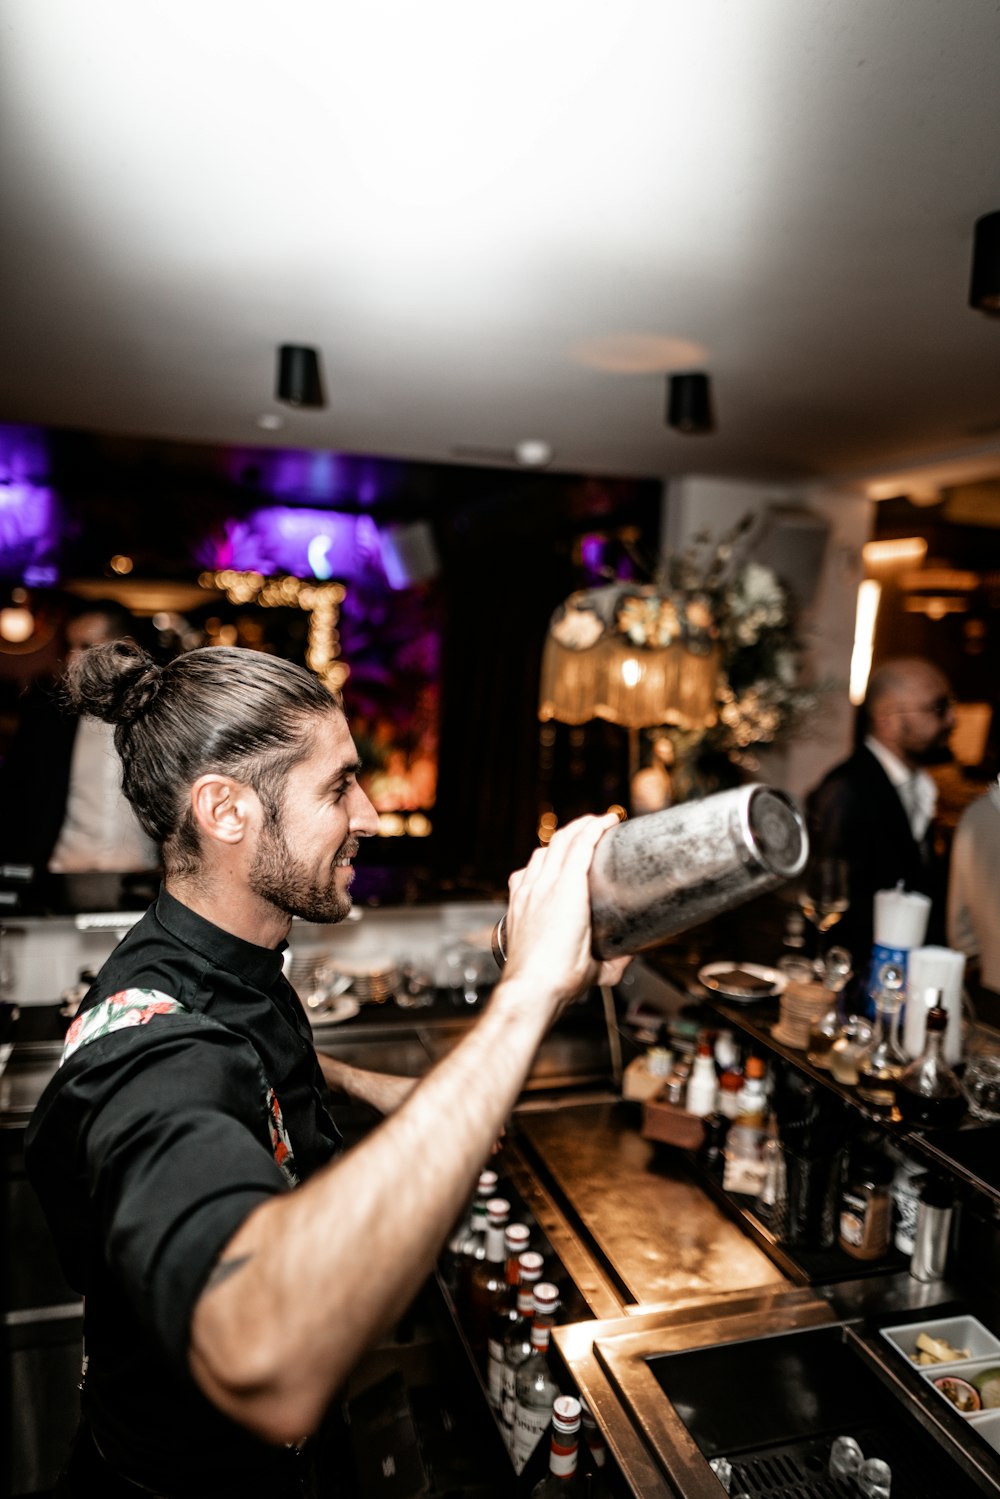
256 413 285 431
515 439 553 468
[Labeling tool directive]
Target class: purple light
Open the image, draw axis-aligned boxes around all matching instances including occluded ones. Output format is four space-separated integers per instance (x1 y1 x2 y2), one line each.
198 506 389 584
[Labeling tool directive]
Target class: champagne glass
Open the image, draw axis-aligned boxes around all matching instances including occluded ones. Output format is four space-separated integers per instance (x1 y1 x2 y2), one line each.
797 856 850 970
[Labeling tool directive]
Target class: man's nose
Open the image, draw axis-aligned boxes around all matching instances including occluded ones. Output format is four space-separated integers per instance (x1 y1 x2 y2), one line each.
350 785 380 837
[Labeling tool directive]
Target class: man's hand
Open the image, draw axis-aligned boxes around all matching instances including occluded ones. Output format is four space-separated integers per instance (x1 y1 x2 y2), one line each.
499 813 630 1017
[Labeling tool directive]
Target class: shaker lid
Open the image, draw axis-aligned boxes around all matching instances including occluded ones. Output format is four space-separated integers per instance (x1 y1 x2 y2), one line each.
746 786 809 878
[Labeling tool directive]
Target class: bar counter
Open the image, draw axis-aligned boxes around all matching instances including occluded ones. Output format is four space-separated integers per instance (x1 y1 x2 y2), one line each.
5 891 1000 1497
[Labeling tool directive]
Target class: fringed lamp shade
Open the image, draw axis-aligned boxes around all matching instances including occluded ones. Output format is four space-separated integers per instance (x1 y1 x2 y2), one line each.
538 584 721 731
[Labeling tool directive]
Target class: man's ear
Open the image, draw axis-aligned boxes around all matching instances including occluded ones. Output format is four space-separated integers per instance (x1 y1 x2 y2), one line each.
189 774 258 847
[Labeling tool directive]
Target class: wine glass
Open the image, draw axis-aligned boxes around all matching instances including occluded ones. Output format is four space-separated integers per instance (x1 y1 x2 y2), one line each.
796 856 850 970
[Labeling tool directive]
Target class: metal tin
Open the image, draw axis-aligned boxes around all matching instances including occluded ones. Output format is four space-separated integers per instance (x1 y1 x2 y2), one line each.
492 783 808 965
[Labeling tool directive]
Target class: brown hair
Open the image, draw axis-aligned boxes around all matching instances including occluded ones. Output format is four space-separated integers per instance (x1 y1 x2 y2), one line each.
62 644 341 876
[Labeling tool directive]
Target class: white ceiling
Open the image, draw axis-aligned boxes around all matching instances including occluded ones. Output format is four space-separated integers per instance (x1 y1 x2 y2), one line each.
3 1 1000 495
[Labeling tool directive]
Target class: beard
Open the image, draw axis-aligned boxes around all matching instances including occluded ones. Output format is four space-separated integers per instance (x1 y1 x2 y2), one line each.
249 821 358 925
910 738 954 768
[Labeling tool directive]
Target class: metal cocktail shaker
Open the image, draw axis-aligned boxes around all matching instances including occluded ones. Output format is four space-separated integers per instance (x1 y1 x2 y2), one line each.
491 782 808 965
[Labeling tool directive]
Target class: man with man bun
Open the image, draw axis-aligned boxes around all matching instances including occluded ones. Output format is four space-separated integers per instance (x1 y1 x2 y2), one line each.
26 640 626 1498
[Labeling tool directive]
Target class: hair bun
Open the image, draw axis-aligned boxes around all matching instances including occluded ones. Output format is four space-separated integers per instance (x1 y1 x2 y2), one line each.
62 641 164 725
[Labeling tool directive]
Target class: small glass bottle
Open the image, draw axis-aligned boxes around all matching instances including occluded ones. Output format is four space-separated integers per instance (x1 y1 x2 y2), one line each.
443 1168 497 1296
512 1283 561 1474
735 1055 767 1132
466 1198 511 1356
685 1038 719 1117
806 945 854 1068
717 1067 744 1119
485 1223 530 1409
838 1146 893 1261
856 962 907 1110
500 1251 546 1451
580 1398 612 1498
486 1222 532 1408
530 1395 582 1497
896 1002 966 1129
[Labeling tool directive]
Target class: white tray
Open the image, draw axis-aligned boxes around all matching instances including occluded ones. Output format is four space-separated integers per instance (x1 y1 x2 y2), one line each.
920 1355 1000 1417
880 1315 1000 1366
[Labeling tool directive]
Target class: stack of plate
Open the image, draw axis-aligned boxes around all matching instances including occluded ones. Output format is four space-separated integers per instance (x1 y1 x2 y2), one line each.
771 978 829 1049
284 951 332 998
314 959 401 1005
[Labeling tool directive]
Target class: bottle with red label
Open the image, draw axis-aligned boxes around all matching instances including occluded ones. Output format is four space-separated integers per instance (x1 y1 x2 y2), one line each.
529 1395 582 1496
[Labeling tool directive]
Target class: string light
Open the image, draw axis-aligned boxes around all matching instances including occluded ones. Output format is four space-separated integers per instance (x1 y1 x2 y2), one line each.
198 569 349 691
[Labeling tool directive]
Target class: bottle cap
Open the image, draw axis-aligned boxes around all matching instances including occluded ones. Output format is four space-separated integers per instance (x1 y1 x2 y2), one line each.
552 1395 582 1434
477 1170 498 1194
720 1069 743 1092
533 1282 559 1314
746 1055 765 1079
486 1198 510 1224
517 1250 545 1281
505 1223 530 1252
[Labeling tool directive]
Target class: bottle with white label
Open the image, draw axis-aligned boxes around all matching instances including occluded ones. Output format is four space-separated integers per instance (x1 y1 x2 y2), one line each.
530 1395 582 1497
512 1283 561 1474
685 1039 719 1117
501 1251 546 1451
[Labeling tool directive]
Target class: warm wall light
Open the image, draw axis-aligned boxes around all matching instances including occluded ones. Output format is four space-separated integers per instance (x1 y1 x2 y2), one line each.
276 345 326 407
0 606 34 643
665 372 714 434
861 537 927 568
969 210 1000 314
849 579 881 705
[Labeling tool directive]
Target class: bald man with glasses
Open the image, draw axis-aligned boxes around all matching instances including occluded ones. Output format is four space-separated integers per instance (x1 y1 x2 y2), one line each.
806 657 956 968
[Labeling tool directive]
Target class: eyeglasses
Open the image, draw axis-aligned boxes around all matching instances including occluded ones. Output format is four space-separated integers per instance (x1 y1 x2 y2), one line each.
917 696 956 719
890 696 955 719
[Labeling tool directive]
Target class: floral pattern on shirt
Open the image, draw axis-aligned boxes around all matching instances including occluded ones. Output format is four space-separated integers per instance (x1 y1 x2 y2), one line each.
62 989 186 1063
265 1087 299 1187
60 987 299 1185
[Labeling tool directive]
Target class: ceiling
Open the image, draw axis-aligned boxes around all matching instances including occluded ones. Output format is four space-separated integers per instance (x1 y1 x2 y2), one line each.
3 1 1000 497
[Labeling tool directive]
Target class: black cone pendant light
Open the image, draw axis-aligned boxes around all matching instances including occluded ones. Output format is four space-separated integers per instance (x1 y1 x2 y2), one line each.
276 344 326 407
666 372 714 434
970 211 1000 315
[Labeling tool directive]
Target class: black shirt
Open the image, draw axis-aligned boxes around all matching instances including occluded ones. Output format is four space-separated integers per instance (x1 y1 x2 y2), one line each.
26 889 342 1497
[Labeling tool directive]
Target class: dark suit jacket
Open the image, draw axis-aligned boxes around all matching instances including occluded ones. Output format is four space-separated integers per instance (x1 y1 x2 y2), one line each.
805 744 947 967
0 681 79 873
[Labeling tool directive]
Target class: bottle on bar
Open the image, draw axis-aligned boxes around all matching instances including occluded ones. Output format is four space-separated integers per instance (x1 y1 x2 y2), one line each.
442 1169 497 1301
579 1398 612 1497
465 1197 511 1357
896 1001 966 1129
486 1221 532 1407
512 1282 561 1474
501 1250 546 1451
529 1395 582 1497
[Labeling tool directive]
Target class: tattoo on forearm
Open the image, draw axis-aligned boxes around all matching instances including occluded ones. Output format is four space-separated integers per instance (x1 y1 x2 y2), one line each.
206 1254 253 1290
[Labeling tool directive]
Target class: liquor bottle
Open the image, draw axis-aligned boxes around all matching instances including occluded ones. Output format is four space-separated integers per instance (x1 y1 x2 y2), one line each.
500 1250 546 1451
465 1198 511 1357
530 1395 582 1497
512 1282 561 1474
896 1002 966 1129
486 1222 532 1407
579 1398 612 1498
442 1168 498 1297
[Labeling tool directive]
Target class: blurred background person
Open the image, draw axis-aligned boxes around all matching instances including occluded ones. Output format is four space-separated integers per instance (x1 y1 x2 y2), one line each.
0 598 160 875
805 657 955 967
947 777 1000 1025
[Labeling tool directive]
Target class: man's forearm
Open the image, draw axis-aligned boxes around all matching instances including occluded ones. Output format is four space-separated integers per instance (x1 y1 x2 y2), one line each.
190 978 552 1443
317 1052 418 1114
